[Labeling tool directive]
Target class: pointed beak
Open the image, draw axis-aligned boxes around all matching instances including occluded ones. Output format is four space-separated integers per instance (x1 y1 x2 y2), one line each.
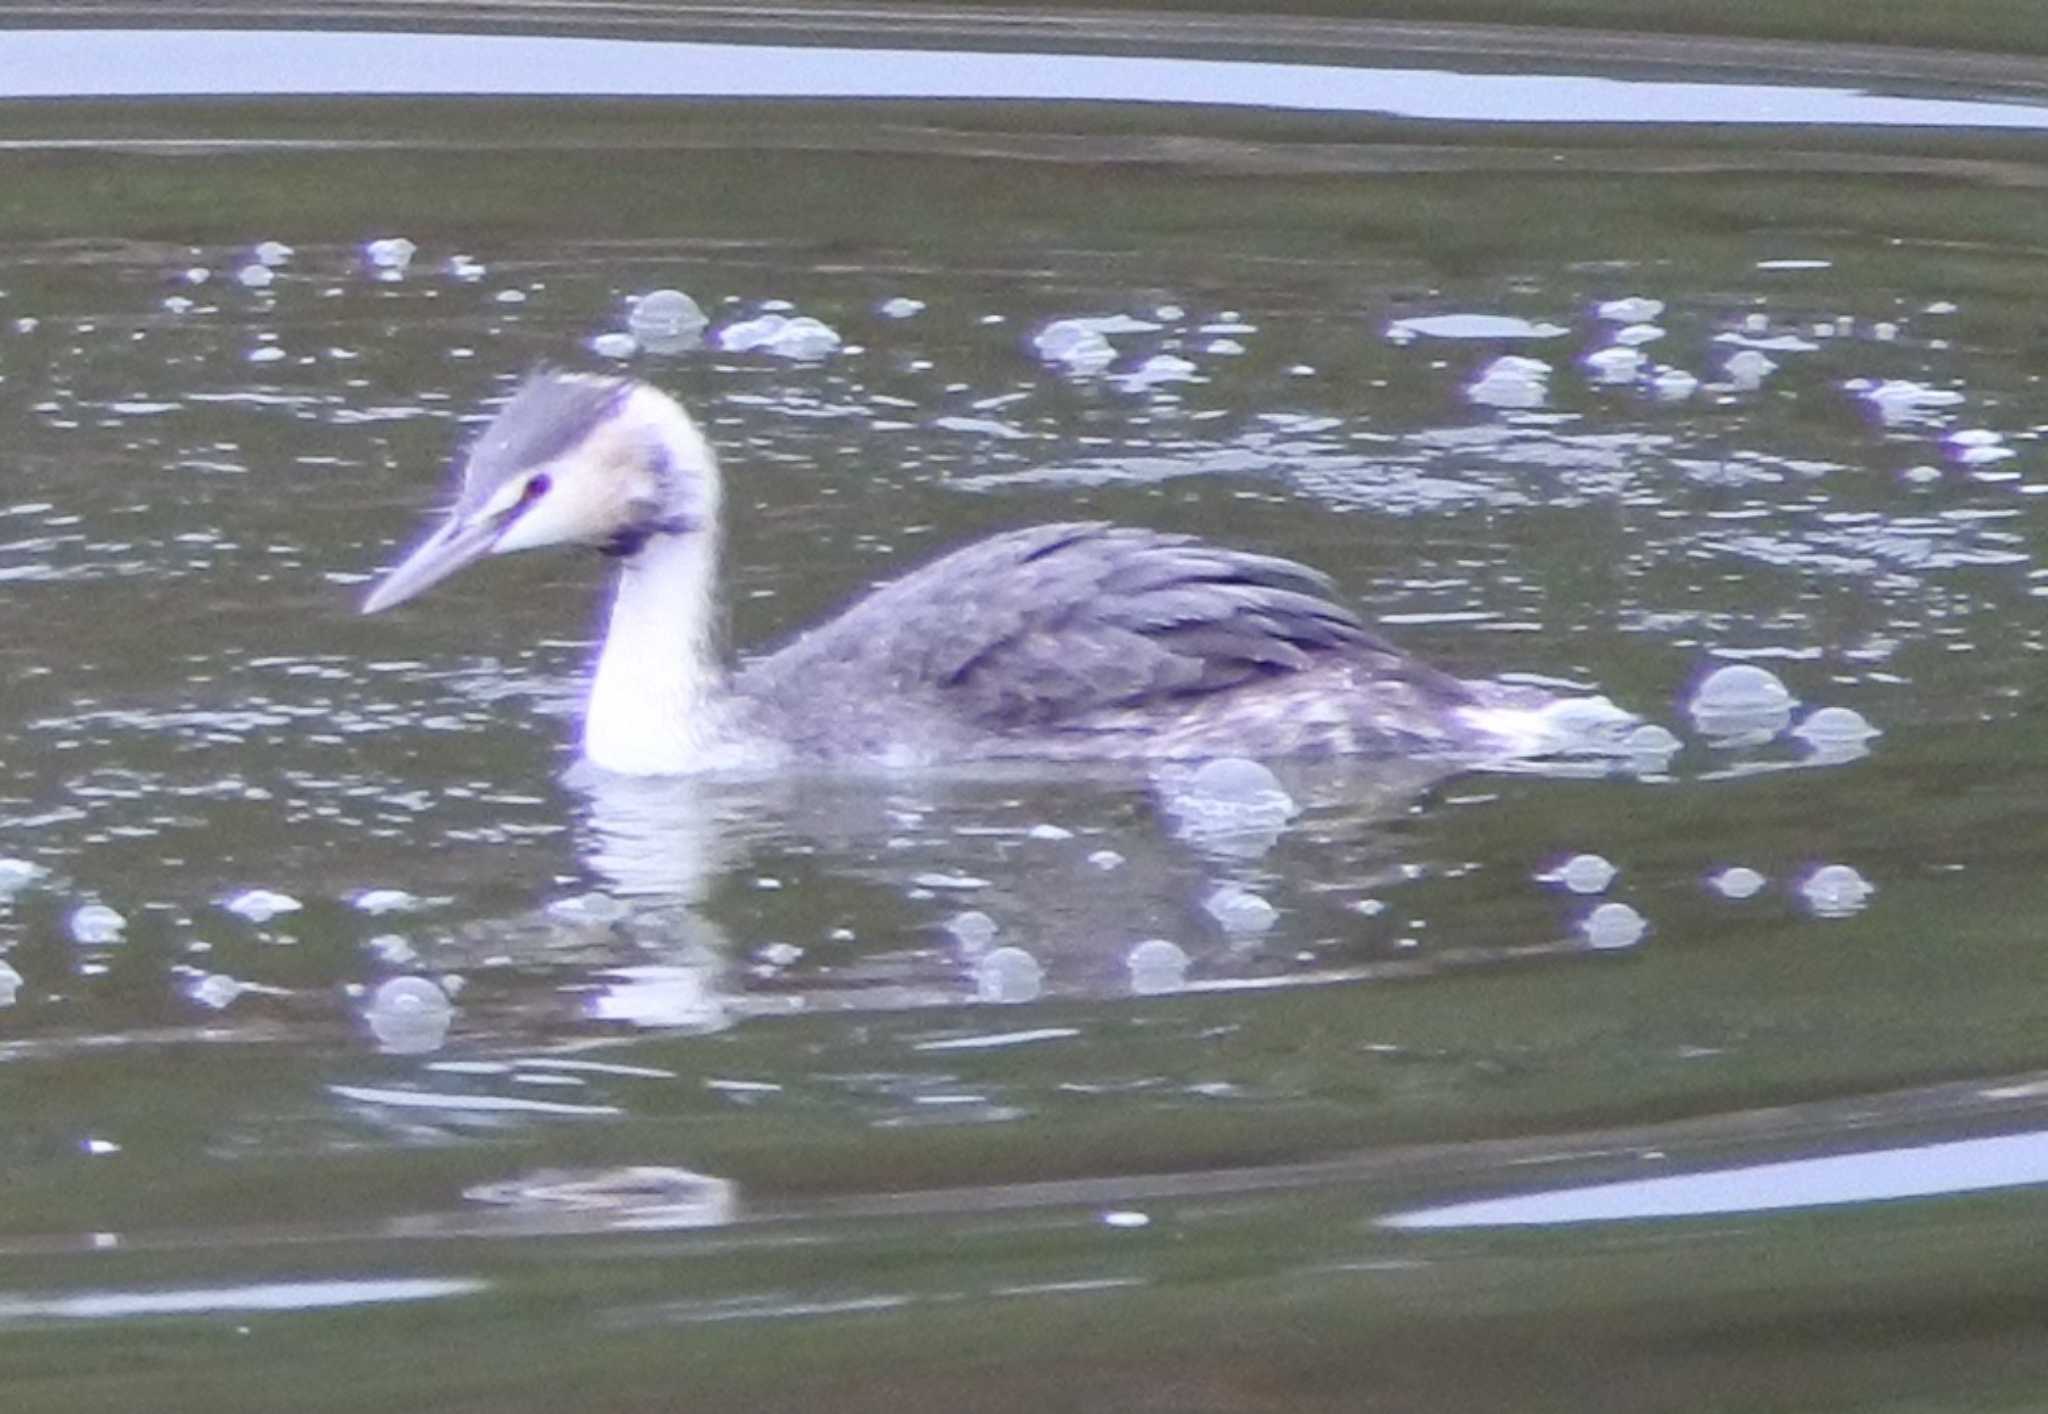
360 512 502 615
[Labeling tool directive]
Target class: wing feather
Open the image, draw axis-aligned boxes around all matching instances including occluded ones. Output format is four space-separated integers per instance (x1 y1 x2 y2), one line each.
734 522 1471 741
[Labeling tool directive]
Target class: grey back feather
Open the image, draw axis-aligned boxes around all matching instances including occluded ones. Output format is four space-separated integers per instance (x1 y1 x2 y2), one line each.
735 522 1472 743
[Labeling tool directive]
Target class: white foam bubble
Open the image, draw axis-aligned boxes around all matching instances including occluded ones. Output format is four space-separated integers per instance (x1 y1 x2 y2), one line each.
1596 297 1665 323
1792 705 1881 752
222 888 302 923
1687 664 1796 745
189 973 245 1010
1121 353 1199 391
944 910 998 950
68 903 126 945
547 891 629 925
1650 367 1699 401
1724 349 1777 389
1623 723 1684 764
1127 939 1190 995
1715 331 1819 352
1800 864 1874 918
627 289 708 352
1583 345 1645 384
1582 901 1647 950
629 288 706 334
1708 866 1766 900
352 888 422 915
0 858 46 898
718 313 841 359
1857 379 1965 425
1032 317 1118 374
364 236 416 271
1466 354 1552 408
755 942 803 968
1204 885 1279 935
975 946 1045 1004
364 975 453 1055
365 934 418 965
1388 314 1569 340
1163 757 1297 847
914 871 990 892
1542 853 1617 894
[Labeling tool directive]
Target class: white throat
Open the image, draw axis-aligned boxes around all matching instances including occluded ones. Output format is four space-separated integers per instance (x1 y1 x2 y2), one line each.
583 528 723 775
579 385 727 775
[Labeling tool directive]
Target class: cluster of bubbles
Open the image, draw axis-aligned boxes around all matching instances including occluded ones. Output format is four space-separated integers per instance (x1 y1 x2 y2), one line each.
145 240 2022 537
1685 663 1880 763
1532 853 1647 950
1386 304 1703 408
1026 306 1256 389
8 250 1954 1039
155 237 857 376
1535 845 1876 952
906 758 1303 1004
585 291 856 362
714 309 843 360
0 659 1890 1028
151 235 520 361
949 923 1194 1006
906 694 1888 998
588 288 711 359
1368 284 2000 450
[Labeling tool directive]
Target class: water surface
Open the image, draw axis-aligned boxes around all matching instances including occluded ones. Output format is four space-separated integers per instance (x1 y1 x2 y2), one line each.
7 15 2048 1411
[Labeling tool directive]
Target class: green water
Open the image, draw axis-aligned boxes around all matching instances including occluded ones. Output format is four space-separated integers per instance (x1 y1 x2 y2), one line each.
6 12 2048 1411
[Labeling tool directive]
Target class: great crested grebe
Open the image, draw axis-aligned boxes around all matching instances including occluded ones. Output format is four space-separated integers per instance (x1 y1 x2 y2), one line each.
362 371 1623 775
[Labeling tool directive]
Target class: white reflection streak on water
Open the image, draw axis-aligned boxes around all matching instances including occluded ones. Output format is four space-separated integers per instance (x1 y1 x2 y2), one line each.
0 1277 486 1320
912 1027 1082 1051
1383 1128 2048 1228
1 32 2047 130
328 1083 622 1117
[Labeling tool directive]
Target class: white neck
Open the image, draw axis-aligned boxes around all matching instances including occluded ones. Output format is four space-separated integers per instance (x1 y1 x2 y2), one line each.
582 526 724 776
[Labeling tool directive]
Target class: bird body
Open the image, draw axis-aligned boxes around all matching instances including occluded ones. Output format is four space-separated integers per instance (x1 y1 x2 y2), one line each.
363 372 1620 775
724 521 1484 769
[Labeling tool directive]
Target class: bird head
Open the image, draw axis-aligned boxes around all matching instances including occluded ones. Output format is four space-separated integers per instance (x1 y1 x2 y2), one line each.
361 371 719 614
